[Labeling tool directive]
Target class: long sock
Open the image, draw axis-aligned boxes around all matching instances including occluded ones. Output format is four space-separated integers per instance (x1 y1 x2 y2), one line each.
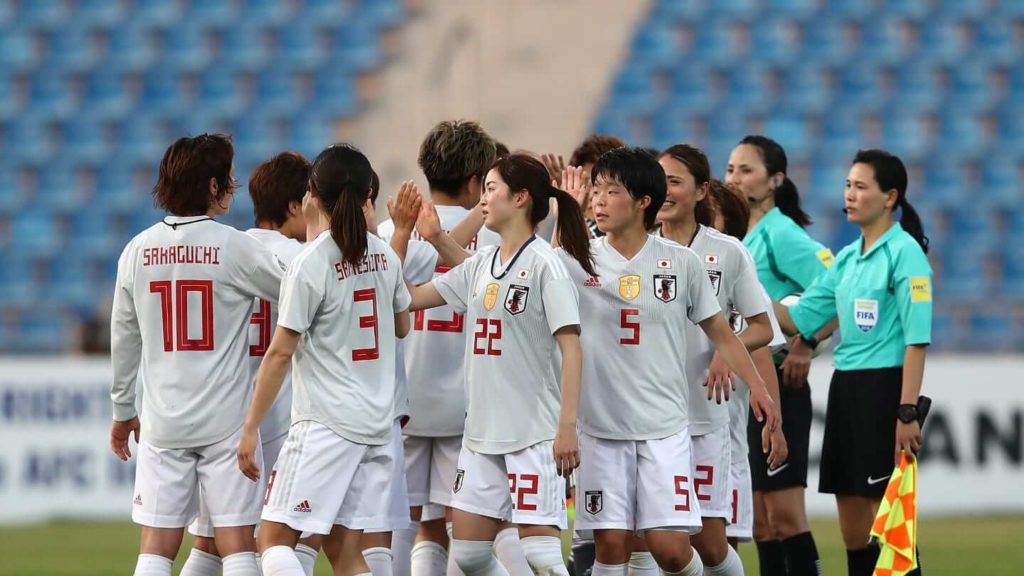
705 546 744 576
392 522 419 576
223 552 261 576
133 554 173 576
410 541 448 576
661 548 702 576
294 544 318 576
626 551 658 576
590 561 627 576
520 536 569 576
846 546 879 576
570 540 596 576
261 546 306 576
446 522 466 576
364 547 395 576
181 549 222 576
755 540 787 576
451 539 510 576
493 528 533 576
782 532 822 576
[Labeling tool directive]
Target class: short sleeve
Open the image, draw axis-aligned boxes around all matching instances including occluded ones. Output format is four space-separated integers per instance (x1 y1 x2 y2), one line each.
276 255 324 334
541 262 581 334
893 244 933 346
771 225 832 290
233 231 285 302
404 240 440 284
433 252 481 314
790 257 839 337
685 250 722 324
730 245 769 319
391 252 413 313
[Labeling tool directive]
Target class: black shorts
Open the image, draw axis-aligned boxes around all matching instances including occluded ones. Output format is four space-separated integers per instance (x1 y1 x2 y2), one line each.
748 366 812 491
819 367 903 497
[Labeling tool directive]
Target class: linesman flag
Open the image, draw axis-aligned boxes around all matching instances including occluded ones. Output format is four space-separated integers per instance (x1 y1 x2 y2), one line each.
871 452 918 576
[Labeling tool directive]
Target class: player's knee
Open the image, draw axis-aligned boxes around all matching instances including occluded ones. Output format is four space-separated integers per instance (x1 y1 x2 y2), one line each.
419 518 449 545
192 535 219 555
593 532 631 565
751 516 778 541
648 544 694 573
691 538 727 566
451 539 499 575
767 509 806 539
521 536 569 576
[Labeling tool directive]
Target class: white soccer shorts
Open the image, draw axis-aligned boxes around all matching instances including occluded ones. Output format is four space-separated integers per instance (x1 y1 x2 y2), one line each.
365 420 412 533
132 425 264 529
574 429 703 536
451 440 567 529
690 425 732 520
261 420 394 535
726 453 753 541
404 434 462 508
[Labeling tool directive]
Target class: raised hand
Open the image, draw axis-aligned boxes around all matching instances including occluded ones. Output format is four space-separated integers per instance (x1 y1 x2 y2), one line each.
386 181 422 232
541 153 567 182
415 198 444 242
559 165 590 211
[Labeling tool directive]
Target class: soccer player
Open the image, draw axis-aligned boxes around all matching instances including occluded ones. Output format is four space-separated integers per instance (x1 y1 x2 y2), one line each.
725 135 831 576
182 151 312 576
236 144 411 576
656 145 781 575
558 147 778 576
774 150 930 576
543 134 626 238
110 134 285 576
403 153 594 576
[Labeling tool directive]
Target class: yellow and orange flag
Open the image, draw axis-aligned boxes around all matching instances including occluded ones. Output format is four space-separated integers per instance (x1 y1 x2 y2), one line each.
871 452 918 576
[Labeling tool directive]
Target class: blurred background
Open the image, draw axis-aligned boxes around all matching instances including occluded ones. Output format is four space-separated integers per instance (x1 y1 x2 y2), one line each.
0 0 1021 574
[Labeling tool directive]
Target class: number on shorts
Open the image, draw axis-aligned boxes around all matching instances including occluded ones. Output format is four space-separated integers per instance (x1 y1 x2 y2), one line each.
508 473 539 511
694 465 714 502
352 288 380 361
414 265 465 333
673 475 691 511
149 280 214 351
473 318 502 356
249 298 271 357
620 309 640 345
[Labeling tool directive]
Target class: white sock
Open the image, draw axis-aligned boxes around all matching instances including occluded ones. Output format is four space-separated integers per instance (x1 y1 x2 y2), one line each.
181 548 222 576
627 551 658 576
261 545 306 576
223 552 261 576
294 543 318 576
661 548 703 576
446 522 466 576
519 536 568 576
591 561 628 576
134 554 173 576
410 541 448 576
364 547 395 576
493 528 532 576
392 522 419 576
705 546 744 576
451 539 509 576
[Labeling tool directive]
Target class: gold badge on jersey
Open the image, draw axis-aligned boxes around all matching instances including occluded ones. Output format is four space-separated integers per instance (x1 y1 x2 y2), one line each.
909 276 932 303
816 248 835 269
618 274 641 301
483 282 500 310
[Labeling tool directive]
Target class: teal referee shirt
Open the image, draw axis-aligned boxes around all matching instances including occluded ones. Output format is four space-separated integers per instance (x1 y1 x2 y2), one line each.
744 207 834 301
790 223 933 371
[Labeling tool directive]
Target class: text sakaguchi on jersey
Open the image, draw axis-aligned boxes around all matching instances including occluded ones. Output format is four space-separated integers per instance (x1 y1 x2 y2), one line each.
141 245 221 267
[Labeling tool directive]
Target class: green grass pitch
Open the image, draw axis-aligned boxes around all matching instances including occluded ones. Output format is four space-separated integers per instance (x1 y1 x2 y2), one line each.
1 516 1022 575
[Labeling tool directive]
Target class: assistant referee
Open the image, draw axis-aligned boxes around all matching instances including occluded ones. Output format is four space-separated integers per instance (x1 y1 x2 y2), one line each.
775 149 931 576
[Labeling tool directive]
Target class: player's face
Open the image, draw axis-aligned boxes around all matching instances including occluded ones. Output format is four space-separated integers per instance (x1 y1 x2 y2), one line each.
591 174 647 235
844 162 896 226
725 144 774 205
481 168 524 232
657 156 706 224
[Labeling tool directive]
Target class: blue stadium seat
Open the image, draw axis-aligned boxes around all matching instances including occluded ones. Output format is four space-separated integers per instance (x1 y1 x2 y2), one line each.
939 244 993 301
14 0 68 31
362 0 406 30
252 67 302 117
9 208 60 257
140 68 185 115
330 23 383 71
198 69 246 116
279 22 328 70
669 64 715 112
131 0 183 27
184 0 238 27
980 157 1018 206
947 63 992 111
311 67 358 117
45 253 97 314
5 116 55 163
0 27 39 72
0 70 24 120
75 0 126 29
37 165 83 214
161 26 214 72
0 254 36 309
215 22 273 72
83 69 134 121
629 21 680 70
889 61 941 109
304 0 353 24
17 310 73 353
28 70 75 118
243 0 295 25
44 26 97 72
929 308 956 350
107 25 159 72
966 309 1014 352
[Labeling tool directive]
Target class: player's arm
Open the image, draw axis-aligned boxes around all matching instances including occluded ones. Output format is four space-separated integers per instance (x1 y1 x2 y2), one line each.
447 201 485 251
387 181 422 264
238 326 300 481
110 251 141 461
417 199 471 268
553 325 582 477
753 346 788 469
700 313 779 432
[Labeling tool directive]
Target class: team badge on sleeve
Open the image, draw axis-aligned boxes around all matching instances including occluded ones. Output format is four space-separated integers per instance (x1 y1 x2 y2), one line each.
585 490 603 514
504 285 530 315
618 274 641 301
454 469 465 493
909 277 932 302
654 274 677 303
706 270 722 295
483 282 500 310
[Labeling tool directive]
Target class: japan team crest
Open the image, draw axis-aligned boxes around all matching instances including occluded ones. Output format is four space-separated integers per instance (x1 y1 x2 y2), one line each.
504 284 530 315
483 282 500 310
707 270 722 296
454 469 465 493
653 274 677 303
585 490 603 514
618 274 641 301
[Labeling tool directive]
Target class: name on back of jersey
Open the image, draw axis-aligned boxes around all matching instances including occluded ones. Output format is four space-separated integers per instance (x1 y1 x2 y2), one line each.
142 245 221 266
335 253 390 280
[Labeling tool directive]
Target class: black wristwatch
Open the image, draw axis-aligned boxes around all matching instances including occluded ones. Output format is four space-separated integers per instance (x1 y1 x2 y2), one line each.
799 334 818 348
897 404 920 423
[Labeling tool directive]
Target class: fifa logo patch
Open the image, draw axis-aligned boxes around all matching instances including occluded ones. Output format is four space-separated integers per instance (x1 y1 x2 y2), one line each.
654 274 677 302
910 276 932 303
854 298 879 333
454 469 465 493
483 282 500 310
619 274 641 301
505 284 530 315
816 248 834 269
585 490 603 514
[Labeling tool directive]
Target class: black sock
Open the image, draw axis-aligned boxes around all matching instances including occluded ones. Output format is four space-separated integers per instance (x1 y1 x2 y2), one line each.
755 540 787 576
782 532 822 576
846 545 880 576
570 541 596 576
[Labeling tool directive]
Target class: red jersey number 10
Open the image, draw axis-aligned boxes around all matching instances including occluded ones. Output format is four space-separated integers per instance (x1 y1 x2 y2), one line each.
149 280 214 352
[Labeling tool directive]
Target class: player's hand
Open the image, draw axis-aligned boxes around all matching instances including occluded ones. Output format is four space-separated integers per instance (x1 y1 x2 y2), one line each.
387 181 422 233
780 336 812 387
558 166 590 211
764 422 789 469
541 153 567 182
237 427 261 482
749 385 780 434
704 351 735 404
553 425 580 478
415 199 443 242
110 417 140 461
895 419 921 467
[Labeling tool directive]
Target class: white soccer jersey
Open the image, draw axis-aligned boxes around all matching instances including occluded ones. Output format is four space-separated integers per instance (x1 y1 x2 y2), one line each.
379 205 500 437
433 237 579 454
559 235 721 440
245 228 305 443
679 226 768 436
278 231 411 446
111 216 284 449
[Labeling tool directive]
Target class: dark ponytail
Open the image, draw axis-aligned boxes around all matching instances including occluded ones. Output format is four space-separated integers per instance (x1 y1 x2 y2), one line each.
310 144 373 266
659 144 714 227
739 135 812 228
492 154 596 277
853 149 929 254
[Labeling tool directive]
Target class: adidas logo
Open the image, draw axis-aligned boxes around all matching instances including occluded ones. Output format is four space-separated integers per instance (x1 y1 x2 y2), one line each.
583 276 601 287
133 494 143 506
292 500 312 513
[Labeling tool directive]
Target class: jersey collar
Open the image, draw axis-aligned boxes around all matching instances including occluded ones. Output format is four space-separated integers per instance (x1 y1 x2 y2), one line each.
858 222 904 260
748 207 781 238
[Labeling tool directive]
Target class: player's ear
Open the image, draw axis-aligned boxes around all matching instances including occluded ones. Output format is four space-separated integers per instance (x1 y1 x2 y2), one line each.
208 177 219 197
287 199 302 217
308 179 320 198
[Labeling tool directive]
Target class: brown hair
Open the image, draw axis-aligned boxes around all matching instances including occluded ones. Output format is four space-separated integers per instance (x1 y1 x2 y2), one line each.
248 151 310 227
709 179 750 240
569 134 626 167
491 154 596 277
418 120 496 197
659 144 714 227
153 134 234 216
310 144 373 266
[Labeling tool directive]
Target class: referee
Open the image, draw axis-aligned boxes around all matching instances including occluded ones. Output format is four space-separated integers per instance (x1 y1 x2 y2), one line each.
775 149 930 576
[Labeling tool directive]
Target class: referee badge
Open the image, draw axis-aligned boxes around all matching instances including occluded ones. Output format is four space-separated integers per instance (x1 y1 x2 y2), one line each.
585 490 603 514
706 270 722 296
654 274 677 302
454 469 465 493
483 282 500 310
618 274 641 301
854 298 879 333
504 284 530 315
